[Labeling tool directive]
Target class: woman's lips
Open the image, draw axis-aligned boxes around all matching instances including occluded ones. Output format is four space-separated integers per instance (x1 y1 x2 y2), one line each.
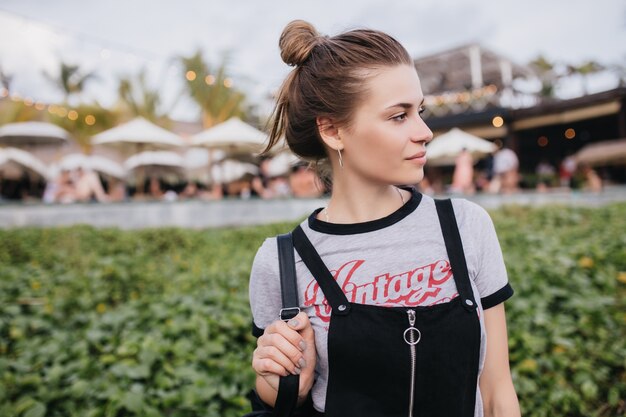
406 152 427 164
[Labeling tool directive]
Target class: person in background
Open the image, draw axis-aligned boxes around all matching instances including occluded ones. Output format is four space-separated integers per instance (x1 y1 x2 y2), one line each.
148 176 163 200
43 168 77 204
180 182 199 199
580 164 602 192
559 154 577 189
490 145 519 194
74 167 109 203
535 159 556 192
450 147 475 194
107 178 127 202
289 162 323 198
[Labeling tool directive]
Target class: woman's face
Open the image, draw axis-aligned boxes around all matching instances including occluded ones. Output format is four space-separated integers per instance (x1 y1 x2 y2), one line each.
339 64 433 186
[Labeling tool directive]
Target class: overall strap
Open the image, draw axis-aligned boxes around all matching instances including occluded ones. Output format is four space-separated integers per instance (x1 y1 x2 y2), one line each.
277 233 300 321
292 225 351 315
274 232 300 417
434 199 477 312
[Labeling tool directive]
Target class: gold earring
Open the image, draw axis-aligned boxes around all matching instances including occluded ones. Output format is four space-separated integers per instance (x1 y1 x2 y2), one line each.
337 148 343 168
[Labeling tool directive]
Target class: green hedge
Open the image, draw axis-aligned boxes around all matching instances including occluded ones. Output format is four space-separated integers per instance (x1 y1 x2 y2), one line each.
0 203 625 417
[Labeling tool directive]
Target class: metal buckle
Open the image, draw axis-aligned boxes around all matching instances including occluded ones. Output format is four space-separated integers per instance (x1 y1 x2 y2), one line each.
279 307 301 321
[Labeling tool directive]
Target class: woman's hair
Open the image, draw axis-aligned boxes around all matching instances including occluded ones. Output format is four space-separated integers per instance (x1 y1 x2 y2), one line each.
264 20 413 161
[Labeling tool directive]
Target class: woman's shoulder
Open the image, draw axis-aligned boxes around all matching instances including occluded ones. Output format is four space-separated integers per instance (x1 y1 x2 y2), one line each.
416 194 490 223
252 236 279 272
417 195 496 238
450 197 489 217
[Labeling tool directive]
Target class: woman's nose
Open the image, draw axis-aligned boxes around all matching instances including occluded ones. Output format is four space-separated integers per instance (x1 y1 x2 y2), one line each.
411 116 433 143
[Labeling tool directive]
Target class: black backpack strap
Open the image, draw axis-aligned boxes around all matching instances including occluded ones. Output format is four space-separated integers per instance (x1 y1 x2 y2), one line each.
274 232 300 417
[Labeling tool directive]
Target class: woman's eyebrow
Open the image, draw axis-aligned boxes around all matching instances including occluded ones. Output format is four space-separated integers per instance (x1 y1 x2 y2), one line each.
385 98 425 110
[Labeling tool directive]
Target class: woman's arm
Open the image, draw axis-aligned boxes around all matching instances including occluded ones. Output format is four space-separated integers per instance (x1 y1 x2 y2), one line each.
479 303 521 417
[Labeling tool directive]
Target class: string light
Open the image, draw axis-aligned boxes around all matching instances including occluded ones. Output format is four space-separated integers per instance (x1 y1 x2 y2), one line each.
492 116 504 128
538 136 548 147
186 71 196 81
1 92 106 127
564 128 576 139
205 74 215 85
425 84 499 107
224 78 233 88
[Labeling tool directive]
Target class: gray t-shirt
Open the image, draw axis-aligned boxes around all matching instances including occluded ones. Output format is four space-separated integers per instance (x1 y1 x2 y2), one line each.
249 191 513 416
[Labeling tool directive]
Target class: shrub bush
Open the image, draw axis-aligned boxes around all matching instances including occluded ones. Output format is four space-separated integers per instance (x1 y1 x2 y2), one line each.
0 204 624 416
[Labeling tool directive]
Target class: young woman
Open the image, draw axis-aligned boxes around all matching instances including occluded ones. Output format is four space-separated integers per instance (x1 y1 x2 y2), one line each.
249 20 521 417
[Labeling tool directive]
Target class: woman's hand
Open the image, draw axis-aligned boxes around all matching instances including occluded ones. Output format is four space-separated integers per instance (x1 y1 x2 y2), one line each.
252 312 317 400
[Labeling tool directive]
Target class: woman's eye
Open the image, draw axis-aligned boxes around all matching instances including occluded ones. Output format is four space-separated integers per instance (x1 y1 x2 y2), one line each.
392 113 407 121
418 106 426 115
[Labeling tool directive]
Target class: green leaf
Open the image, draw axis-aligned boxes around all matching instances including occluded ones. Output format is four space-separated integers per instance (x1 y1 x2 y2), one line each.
23 402 46 417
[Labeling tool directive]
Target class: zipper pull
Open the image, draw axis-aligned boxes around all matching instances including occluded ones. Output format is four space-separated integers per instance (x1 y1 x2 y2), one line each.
407 309 416 326
404 309 421 345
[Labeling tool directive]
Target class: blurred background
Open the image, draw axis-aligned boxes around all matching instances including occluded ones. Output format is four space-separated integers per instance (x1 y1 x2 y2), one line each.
0 0 624 226
0 1 625 417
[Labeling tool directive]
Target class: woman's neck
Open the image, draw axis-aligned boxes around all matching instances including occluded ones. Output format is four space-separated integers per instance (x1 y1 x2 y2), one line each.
322 174 408 224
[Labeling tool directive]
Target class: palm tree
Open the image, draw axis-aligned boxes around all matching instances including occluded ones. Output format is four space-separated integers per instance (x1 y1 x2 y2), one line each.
179 51 247 127
609 61 626 87
567 60 605 95
529 55 560 100
0 65 12 92
44 62 98 104
49 103 120 153
116 68 172 124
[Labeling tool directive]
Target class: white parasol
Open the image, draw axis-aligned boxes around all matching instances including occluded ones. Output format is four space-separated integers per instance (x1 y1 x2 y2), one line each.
52 153 126 179
0 147 50 179
264 150 301 177
0 121 72 147
91 117 185 150
211 159 259 184
426 128 498 166
124 150 185 172
190 117 267 153
574 139 626 166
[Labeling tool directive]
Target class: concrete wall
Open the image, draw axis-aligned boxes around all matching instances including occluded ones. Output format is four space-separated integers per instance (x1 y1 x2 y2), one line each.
0 198 327 229
1 187 625 229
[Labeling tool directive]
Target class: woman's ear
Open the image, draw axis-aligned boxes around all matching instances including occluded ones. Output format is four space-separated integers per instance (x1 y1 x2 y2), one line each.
316 116 343 151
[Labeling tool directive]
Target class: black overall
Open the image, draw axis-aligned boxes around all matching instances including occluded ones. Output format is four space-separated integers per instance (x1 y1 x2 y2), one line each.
291 199 481 417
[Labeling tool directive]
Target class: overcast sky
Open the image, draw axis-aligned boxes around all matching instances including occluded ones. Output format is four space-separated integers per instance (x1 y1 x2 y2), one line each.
0 0 625 121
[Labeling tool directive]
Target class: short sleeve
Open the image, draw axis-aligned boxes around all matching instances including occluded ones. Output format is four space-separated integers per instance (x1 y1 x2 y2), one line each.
249 237 282 337
452 199 514 310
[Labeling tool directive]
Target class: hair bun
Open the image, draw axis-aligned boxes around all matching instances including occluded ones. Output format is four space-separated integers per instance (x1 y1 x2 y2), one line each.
279 20 320 67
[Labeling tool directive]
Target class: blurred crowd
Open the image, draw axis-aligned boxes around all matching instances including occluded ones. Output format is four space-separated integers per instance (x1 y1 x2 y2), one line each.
419 146 604 196
0 158 326 204
0 149 609 204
